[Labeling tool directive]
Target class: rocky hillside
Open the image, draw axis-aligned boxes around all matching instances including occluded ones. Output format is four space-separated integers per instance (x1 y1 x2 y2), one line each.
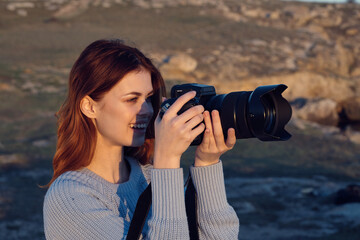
1 1 360 240
4 0 360 143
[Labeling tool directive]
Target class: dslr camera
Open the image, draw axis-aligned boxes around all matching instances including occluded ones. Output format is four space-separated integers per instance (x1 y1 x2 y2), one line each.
159 83 292 145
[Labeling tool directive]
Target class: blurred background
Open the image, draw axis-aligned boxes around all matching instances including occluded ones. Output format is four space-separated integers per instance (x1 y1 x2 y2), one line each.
0 0 360 239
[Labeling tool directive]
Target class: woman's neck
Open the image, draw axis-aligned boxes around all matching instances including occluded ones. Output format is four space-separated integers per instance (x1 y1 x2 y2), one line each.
86 144 130 184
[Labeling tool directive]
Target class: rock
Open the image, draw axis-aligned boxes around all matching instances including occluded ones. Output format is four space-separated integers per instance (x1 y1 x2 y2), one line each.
283 5 312 26
296 98 339 126
313 15 342 28
326 203 360 225
338 97 360 122
32 139 50 147
233 201 256 214
162 53 198 73
159 53 198 82
346 27 359 36
334 43 356 77
6 2 35 11
17 9 28 17
219 72 356 102
351 67 360 77
301 187 318 197
52 0 91 20
102 2 112 8
0 83 15 92
335 184 360 205
241 7 265 18
305 42 356 77
346 130 360 145
248 39 267 47
0 154 27 166
133 0 151 9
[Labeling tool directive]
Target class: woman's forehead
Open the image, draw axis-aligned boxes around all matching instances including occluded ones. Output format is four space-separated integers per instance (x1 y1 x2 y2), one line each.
113 69 153 95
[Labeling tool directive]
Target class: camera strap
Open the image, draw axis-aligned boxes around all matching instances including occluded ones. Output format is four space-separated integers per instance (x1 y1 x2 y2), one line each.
126 175 199 240
185 174 200 240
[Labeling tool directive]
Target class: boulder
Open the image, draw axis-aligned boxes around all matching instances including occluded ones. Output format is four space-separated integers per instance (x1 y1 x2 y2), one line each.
52 0 91 20
326 203 360 225
215 72 356 102
304 42 356 77
338 97 360 122
335 184 360 205
161 53 198 73
6 2 35 11
295 98 339 126
0 83 15 92
345 128 360 145
158 53 198 82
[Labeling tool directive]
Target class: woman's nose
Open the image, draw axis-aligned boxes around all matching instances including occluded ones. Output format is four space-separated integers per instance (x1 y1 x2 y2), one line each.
139 100 154 116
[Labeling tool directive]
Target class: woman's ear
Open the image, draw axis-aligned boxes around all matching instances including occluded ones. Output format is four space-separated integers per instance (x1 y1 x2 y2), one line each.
80 96 97 119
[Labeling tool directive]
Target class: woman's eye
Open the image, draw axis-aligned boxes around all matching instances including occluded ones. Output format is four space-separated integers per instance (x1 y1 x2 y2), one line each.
127 97 138 103
146 95 153 102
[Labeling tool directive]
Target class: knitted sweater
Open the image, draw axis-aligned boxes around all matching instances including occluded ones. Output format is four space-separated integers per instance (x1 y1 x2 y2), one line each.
43 157 239 239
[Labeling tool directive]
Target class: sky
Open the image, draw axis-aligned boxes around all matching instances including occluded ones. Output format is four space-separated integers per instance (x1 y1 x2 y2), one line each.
284 0 360 3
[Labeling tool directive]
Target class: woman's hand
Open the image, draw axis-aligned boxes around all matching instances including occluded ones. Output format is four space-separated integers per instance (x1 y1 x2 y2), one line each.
194 110 236 167
153 91 205 169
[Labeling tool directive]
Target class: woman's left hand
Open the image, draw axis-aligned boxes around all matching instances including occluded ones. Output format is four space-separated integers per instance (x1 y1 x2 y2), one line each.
194 110 236 167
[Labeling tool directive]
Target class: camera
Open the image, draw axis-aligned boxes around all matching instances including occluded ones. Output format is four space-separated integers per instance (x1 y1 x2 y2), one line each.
159 83 292 145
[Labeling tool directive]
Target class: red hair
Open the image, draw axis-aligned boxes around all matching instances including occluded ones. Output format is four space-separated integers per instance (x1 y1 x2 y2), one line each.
47 39 166 187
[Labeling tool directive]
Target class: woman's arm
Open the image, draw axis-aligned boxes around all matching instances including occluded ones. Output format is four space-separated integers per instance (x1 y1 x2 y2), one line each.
191 110 239 239
147 168 189 239
190 161 239 239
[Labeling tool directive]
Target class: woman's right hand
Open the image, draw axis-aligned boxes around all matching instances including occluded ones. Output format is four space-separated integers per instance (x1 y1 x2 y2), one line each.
153 91 205 169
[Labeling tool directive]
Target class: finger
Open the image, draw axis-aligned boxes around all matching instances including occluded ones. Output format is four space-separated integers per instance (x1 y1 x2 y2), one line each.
177 105 204 124
200 128 211 150
225 128 236 149
190 123 205 141
204 110 217 146
165 91 196 117
162 97 167 102
203 111 213 135
184 113 204 131
202 111 214 148
211 110 225 146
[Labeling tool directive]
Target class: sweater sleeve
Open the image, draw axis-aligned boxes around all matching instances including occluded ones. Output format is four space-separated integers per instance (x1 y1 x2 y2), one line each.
189 161 239 240
43 180 127 240
147 168 190 239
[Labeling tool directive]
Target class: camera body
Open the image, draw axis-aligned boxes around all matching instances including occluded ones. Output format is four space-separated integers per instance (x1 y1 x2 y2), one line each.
160 83 292 145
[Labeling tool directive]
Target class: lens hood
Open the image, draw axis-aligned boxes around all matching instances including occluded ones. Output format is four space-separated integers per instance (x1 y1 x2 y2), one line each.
247 84 292 141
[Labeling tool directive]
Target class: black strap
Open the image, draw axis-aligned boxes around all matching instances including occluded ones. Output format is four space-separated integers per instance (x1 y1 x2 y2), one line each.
126 175 199 240
185 175 200 240
126 183 152 240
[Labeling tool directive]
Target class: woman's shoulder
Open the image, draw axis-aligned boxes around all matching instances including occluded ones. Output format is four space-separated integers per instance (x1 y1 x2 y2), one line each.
49 169 92 189
45 170 92 199
45 169 114 203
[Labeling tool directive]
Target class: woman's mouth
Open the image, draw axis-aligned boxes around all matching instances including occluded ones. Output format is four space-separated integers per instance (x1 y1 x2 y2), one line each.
129 123 147 130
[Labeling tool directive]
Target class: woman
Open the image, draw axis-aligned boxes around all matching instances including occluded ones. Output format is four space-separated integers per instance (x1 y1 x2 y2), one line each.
43 39 239 239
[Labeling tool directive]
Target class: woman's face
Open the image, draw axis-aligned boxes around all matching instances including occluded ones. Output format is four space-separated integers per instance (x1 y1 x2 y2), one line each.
93 68 154 148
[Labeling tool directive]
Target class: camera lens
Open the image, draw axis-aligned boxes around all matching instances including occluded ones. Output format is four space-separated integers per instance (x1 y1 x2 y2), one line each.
205 84 292 141
262 94 276 134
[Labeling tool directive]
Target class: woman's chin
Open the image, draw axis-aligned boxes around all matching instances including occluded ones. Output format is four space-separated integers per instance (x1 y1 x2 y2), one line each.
129 137 146 147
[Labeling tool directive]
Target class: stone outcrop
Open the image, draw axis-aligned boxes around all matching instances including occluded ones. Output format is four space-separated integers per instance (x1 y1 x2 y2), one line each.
295 98 339 126
3 0 360 139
